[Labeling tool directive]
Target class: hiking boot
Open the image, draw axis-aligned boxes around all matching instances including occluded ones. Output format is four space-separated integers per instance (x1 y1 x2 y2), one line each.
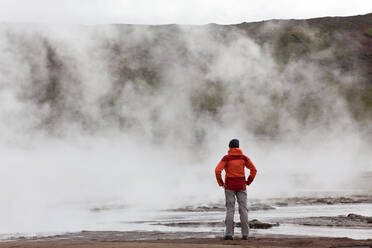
223 235 233 240
242 235 248 240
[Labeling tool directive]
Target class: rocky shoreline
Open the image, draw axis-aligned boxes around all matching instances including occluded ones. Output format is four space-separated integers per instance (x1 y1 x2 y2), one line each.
167 194 372 213
269 195 372 207
153 219 279 229
279 213 372 228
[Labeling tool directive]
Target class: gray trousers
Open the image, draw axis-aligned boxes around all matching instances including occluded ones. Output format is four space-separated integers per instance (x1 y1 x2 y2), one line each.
224 189 249 237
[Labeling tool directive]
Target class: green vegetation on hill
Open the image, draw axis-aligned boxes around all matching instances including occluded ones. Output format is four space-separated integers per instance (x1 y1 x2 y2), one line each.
233 13 372 130
344 87 372 121
191 81 225 113
274 30 311 64
365 28 372 37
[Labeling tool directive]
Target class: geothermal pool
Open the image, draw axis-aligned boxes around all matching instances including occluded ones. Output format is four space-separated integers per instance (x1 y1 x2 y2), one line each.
2 201 372 241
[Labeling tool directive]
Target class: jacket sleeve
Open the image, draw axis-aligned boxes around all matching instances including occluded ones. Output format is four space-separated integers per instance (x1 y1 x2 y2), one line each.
215 158 226 186
245 157 257 179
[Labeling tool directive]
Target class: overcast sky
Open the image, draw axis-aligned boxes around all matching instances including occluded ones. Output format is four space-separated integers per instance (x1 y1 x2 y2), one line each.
0 0 371 25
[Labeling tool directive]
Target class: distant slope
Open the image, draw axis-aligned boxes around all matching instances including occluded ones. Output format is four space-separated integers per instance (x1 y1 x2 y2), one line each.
0 13 371 141
233 13 372 123
234 13 372 83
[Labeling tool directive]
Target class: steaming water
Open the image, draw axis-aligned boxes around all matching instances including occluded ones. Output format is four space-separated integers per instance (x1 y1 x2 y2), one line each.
1 203 372 240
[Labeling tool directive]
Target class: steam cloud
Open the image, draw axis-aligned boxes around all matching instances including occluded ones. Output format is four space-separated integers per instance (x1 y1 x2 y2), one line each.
0 23 370 233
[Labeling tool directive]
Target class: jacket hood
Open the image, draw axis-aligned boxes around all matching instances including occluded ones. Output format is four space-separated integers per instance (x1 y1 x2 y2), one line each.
228 148 243 155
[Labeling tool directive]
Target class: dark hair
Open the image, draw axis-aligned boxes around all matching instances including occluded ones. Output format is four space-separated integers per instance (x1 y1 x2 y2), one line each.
229 139 239 148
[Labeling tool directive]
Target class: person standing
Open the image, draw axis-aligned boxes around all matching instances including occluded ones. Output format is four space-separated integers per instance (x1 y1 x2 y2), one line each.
215 139 257 240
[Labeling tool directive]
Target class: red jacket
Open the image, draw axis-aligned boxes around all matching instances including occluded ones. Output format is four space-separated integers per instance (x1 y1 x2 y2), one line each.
215 148 257 190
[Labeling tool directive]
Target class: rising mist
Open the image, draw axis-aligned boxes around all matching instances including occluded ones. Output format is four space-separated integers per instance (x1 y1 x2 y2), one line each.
1 16 371 233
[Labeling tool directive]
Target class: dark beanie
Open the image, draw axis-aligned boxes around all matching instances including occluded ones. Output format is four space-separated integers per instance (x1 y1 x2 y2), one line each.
229 139 239 148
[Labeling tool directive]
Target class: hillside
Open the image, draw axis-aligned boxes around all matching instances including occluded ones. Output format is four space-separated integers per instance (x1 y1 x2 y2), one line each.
234 13 372 124
0 13 371 142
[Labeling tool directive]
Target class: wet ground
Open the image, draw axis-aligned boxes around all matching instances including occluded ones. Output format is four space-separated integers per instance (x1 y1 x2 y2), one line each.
1 237 372 248
2 195 372 242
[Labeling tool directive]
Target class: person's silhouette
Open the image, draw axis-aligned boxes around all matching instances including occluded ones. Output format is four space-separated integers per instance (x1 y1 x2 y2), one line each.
215 139 257 240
